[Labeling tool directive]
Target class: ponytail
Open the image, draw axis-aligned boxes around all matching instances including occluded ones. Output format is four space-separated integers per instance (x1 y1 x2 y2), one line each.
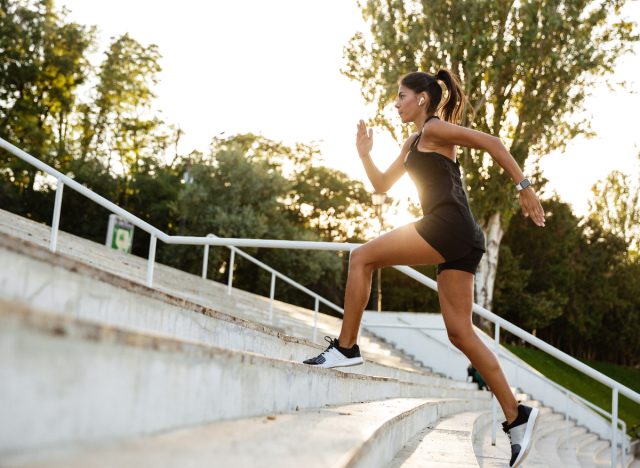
400 69 474 125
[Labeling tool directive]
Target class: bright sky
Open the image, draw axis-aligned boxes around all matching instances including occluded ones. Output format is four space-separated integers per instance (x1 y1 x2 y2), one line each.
59 0 640 229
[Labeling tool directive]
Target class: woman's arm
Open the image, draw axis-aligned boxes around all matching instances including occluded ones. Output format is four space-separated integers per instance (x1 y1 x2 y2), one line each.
426 119 546 227
356 120 415 193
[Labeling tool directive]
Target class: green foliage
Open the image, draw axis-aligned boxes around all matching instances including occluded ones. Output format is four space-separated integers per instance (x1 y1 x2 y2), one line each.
0 0 95 192
495 196 579 331
378 265 440 313
587 157 640 257
495 190 640 366
82 33 166 174
163 134 378 307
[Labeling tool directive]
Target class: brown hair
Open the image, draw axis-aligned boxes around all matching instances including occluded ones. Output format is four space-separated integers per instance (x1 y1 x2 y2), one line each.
399 69 472 125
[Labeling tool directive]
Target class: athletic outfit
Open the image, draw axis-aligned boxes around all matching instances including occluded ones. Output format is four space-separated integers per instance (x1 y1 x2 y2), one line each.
404 115 486 275
304 116 537 465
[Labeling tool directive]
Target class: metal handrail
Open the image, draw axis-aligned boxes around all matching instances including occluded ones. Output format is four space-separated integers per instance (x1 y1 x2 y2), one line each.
2 136 638 466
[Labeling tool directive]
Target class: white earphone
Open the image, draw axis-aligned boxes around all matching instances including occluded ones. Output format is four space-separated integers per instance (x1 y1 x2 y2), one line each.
418 97 425 106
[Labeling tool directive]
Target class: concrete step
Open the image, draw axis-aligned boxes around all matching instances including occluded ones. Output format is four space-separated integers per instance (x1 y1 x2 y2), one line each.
531 418 575 466
558 432 598 466
0 209 430 372
0 299 491 457
0 234 475 391
593 440 632 467
552 425 587 466
2 397 491 468
577 438 611 466
390 409 488 467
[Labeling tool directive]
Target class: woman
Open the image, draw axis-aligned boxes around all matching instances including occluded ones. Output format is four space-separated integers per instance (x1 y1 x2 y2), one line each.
303 69 545 467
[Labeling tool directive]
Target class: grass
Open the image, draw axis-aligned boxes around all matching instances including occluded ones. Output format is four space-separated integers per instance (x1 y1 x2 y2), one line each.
503 343 640 439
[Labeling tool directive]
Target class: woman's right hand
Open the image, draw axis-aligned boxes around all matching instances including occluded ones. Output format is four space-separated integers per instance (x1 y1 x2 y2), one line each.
356 119 373 159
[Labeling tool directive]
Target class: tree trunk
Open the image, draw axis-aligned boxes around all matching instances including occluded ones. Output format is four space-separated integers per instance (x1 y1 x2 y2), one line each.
474 211 505 331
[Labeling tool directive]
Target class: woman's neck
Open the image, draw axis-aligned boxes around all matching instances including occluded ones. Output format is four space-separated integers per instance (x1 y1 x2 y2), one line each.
413 113 434 131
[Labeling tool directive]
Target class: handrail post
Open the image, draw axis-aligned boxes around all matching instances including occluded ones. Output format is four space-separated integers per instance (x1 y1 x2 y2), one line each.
146 234 156 287
202 244 209 279
313 297 319 342
491 322 500 445
202 234 215 279
227 249 235 295
269 272 276 323
50 178 64 253
621 420 627 468
612 386 618 467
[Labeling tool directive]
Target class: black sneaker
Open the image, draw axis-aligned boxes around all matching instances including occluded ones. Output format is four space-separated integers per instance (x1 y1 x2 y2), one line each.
502 403 539 467
302 336 364 368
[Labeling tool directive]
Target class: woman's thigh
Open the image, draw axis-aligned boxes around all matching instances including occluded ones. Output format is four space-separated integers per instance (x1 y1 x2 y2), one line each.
350 223 446 269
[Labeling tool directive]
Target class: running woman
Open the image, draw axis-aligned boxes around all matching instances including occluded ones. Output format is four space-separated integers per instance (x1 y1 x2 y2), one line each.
303 69 544 467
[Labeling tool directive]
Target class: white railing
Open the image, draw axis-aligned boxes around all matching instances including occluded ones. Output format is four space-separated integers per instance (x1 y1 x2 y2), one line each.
201 233 344 342
2 136 638 467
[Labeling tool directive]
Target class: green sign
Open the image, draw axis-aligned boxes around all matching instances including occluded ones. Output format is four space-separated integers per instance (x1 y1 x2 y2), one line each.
106 214 134 253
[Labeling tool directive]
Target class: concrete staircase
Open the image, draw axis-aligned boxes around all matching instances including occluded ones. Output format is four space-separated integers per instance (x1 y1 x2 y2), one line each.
0 208 636 467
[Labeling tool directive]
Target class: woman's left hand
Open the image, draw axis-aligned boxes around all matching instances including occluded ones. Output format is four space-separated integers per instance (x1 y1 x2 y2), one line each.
518 187 546 227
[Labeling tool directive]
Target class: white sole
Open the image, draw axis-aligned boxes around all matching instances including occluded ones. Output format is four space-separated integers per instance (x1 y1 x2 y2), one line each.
512 406 539 467
321 357 364 368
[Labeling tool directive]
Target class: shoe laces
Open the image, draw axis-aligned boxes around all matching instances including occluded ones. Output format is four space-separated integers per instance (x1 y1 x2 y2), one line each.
319 336 337 356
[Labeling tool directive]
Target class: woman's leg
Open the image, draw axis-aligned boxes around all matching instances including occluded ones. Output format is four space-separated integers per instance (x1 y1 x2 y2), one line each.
338 223 445 347
335 221 518 423
437 268 519 424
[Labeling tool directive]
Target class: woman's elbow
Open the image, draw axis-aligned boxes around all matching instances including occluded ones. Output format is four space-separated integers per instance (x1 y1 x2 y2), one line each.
484 135 504 153
373 176 389 193
373 182 388 193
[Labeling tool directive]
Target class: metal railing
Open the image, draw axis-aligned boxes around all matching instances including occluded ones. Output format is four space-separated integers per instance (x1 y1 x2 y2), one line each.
2 136 638 467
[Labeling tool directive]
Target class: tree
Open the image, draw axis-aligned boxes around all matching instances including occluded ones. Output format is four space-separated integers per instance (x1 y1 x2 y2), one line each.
587 156 640 258
166 136 348 307
495 194 639 365
0 0 94 203
494 196 580 333
341 0 639 313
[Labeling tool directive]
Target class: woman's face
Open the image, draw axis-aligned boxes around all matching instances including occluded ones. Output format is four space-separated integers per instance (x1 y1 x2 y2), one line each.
394 84 424 123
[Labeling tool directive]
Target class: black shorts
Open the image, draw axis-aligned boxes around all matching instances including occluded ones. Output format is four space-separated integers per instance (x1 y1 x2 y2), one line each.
436 245 484 276
412 218 485 275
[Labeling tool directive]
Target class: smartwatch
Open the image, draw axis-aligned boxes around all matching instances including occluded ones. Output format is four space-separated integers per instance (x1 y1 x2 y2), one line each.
515 178 531 192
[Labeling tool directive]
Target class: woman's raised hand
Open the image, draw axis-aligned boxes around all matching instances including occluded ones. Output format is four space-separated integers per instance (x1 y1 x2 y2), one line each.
356 119 373 159
518 187 546 227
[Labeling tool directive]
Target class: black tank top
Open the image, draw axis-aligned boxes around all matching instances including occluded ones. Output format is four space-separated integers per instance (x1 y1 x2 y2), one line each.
404 115 486 251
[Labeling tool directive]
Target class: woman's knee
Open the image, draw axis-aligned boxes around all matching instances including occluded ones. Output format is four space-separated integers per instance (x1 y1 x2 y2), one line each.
447 327 476 350
349 246 376 271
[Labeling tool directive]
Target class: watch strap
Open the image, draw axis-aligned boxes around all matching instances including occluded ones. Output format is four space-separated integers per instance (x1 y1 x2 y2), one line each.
516 178 531 192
